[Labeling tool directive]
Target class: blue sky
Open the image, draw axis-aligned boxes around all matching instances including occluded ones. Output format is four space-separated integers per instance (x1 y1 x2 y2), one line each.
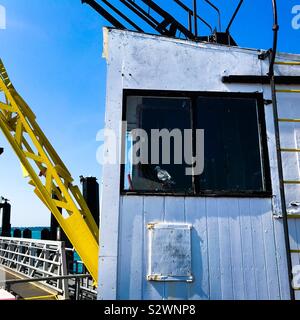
0 0 299 227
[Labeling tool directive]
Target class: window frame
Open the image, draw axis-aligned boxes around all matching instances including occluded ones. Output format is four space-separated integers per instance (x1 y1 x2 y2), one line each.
121 89 272 198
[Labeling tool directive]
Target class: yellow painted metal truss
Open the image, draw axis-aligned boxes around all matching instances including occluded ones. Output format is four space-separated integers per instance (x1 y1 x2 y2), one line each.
0 60 99 283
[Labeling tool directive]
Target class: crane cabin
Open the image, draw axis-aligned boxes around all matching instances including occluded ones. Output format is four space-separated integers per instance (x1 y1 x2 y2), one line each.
1 0 299 301
92 1 300 300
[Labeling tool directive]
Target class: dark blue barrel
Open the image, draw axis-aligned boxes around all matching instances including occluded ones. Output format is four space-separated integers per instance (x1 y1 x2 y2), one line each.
22 228 32 239
13 228 21 238
41 228 51 240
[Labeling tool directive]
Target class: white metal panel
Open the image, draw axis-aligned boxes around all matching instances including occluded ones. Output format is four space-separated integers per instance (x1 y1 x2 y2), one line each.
185 198 209 300
100 28 298 300
121 32 263 93
238 199 257 299
272 218 291 300
117 196 287 300
295 291 300 300
147 223 193 282
263 83 296 300
288 219 300 269
98 256 118 300
98 29 124 300
164 197 188 300
228 199 245 299
143 197 165 300
249 199 269 299
117 196 143 300
218 198 234 299
206 198 222 300
260 200 281 299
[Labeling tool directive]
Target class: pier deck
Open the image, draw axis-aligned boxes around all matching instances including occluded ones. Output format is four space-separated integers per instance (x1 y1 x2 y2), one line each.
0 266 57 300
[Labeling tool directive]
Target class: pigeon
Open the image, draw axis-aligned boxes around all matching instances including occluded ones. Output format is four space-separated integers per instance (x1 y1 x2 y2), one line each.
287 201 300 215
154 166 175 185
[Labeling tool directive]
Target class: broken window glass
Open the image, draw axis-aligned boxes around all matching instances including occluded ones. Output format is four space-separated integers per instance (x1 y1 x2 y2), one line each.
124 96 193 193
122 92 270 195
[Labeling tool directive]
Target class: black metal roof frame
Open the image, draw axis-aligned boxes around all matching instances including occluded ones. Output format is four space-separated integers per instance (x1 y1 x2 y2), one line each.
81 0 245 43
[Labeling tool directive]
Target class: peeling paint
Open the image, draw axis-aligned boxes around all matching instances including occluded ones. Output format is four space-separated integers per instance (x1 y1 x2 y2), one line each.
102 27 109 61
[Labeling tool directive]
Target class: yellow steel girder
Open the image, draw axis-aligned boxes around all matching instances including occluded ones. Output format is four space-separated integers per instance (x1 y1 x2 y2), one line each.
0 60 99 284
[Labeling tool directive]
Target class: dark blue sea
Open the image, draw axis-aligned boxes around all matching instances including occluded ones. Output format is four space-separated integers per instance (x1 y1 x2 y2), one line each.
10 227 44 239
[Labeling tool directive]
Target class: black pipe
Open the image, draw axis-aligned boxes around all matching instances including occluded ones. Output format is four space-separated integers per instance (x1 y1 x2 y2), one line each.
268 0 295 301
193 0 198 37
125 0 159 25
2 274 91 287
269 0 279 76
226 0 244 33
99 0 144 32
140 0 195 39
270 77 295 301
222 75 300 85
174 0 213 34
0 201 11 237
188 12 192 33
81 0 127 30
120 0 160 31
174 0 194 33
80 177 100 228
204 0 221 31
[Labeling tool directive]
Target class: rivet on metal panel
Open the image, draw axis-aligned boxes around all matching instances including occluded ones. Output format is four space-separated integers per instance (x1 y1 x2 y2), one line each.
147 223 155 230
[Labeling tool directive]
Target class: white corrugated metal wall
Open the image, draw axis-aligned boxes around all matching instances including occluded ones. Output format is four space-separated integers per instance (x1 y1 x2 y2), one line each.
98 28 300 300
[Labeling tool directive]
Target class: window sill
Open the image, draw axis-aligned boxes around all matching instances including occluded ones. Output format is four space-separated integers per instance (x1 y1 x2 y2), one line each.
121 191 273 198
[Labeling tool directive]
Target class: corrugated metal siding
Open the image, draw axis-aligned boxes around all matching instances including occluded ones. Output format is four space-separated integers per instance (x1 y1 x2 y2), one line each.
272 77 300 299
98 29 300 300
117 196 290 300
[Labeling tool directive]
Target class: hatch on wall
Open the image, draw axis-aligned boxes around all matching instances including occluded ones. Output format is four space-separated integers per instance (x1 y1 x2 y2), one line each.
147 222 193 282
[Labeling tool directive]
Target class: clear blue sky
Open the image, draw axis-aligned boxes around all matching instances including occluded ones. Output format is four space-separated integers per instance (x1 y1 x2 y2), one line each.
0 0 299 227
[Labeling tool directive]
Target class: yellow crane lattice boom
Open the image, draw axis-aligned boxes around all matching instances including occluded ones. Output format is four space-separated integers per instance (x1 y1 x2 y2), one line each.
0 60 99 283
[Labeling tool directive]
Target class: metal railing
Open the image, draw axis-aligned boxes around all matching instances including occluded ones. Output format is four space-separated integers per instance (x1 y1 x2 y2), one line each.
66 253 97 299
1 274 92 300
0 237 69 299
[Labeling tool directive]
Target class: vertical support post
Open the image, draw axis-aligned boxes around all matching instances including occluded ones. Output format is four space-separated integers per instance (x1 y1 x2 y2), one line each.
188 12 192 33
270 74 295 300
0 199 11 237
80 177 100 227
193 0 198 37
268 0 295 301
60 241 69 300
75 278 81 300
50 191 74 274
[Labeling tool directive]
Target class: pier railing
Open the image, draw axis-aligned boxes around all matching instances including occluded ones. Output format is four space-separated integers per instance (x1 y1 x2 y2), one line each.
0 237 69 299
